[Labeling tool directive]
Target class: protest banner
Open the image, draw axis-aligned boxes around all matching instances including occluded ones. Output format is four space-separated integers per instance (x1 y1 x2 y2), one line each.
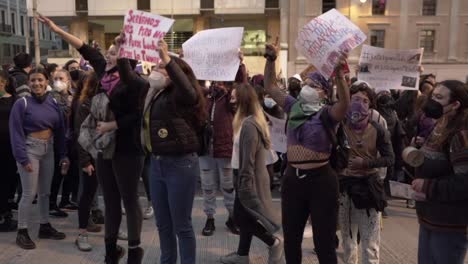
182 27 244 81
389 181 417 200
264 112 287 154
358 45 424 91
119 10 174 63
295 9 366 78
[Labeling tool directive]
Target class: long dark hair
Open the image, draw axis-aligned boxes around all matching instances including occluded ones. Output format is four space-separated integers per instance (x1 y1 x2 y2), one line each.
170 56 207 126
79 71 99 103
28 67 49 80
434 80 468 146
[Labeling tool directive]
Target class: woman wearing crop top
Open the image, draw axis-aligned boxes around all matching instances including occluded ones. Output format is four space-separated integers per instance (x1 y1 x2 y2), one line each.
9 68 68 250
264 43 350 264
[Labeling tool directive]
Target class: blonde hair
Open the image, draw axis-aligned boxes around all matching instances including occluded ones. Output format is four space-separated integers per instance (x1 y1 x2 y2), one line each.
232 83 271 149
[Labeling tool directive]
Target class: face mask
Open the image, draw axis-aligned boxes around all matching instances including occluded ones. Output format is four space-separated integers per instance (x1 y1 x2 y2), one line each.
298 85 324 114
376 94 394 107
69 70 81 81
32 92 49 103
264 98 277 109
347 101 370 130
148 71 167 90
423 98 447 119
53 80 68 92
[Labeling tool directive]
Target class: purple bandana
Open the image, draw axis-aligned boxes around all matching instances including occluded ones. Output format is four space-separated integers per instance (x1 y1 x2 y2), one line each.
100 71 120 95
347 101 369 131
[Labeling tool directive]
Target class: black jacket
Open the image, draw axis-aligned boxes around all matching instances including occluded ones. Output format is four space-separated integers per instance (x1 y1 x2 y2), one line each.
148 59 201 156
8 67 30 97
78 44 148 155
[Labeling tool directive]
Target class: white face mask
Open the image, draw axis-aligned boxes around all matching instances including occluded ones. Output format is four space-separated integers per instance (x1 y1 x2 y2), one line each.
53 80 68 92
298 85 324 114
264 98 277 109
148 71 167 90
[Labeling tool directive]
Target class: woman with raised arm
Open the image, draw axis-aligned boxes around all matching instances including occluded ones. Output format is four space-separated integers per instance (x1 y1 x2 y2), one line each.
263 43 350 264
39 15 149 264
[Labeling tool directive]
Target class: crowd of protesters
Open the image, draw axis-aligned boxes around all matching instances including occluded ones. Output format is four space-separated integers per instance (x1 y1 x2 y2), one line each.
0 14 466 264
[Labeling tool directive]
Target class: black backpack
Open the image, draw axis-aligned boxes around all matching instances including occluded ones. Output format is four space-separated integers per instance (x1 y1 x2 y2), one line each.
319 109 350 171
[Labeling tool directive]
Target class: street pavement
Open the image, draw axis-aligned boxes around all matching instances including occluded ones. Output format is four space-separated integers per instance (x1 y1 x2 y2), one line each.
0 198 467 264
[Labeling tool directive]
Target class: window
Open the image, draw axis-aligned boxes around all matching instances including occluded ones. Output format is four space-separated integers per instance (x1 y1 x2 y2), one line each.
419 30 435 53
370 30 385 48
1 10 5 25
322 0 336 13
76 0 88 13
201 0 214 9
422 0 436 16
41 23 45 39
266 0 279 8
20 15 24 36
11 13 16 34
137 0 150 11
3 44 11 57
372 0 386 15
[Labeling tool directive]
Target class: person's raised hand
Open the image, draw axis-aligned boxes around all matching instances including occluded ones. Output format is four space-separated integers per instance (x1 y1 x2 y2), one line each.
334 53 349 78
264 36 279 61
36 13 61 33
157 39 171 64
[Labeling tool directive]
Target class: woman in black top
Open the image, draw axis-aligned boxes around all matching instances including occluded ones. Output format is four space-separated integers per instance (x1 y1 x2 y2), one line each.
40 15 148 264
0 69 17 232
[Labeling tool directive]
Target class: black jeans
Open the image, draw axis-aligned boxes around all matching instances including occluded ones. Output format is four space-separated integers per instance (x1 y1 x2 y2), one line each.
141 155 151 202
0 150 17 215
281 164 338 264
96 153 144 248
78 169 98 229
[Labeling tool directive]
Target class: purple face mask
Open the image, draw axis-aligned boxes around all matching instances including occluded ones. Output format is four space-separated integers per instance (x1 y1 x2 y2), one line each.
347 100 369 130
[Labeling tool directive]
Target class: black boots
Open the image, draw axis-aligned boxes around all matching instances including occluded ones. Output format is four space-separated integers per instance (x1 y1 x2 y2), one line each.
202 217 215 236
16 228 36 249
127 247 144 264
0 213 17 232
105 244 125 264
38 223 66 240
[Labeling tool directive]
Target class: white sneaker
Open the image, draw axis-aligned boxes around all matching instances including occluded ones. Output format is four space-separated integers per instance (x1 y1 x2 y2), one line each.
303 225 313 238
118 230 128 240
75 233 92 252
220 252 249 264
144 206 154 220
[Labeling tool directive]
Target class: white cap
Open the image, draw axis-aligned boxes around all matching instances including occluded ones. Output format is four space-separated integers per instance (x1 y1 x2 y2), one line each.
291 73 303 82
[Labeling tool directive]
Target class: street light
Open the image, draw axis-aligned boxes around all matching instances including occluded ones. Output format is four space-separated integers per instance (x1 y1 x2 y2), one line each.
360 0 367 3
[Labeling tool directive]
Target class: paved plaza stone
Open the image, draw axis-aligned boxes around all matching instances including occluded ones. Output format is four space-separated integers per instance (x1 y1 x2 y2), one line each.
0 198 467 264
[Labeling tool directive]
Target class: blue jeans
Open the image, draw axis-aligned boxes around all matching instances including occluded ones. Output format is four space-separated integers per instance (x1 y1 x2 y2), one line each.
199 156 234 217
418 225 467 264
150 153 198 264
17 137 55 229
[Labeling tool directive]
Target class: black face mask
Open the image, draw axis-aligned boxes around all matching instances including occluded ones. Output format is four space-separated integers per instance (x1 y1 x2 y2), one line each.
377 94 395 108
69 70 81 81
32 92 49 103
423 98 445 119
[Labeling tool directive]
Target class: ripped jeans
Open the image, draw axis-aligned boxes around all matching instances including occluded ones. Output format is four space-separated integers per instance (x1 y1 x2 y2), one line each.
199 156 234 217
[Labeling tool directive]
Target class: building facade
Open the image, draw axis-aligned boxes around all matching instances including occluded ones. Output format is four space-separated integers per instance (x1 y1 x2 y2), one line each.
0 0 56 66
26 0 468 81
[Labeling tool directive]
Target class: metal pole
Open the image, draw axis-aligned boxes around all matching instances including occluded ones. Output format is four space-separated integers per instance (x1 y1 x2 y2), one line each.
33 0 40 67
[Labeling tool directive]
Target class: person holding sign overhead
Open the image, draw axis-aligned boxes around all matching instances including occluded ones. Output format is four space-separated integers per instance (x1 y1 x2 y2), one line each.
39 15 149 264
141 39 207 264
264 41 350 264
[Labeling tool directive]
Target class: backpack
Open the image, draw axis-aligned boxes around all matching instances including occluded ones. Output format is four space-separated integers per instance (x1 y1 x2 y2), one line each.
319 109 350 171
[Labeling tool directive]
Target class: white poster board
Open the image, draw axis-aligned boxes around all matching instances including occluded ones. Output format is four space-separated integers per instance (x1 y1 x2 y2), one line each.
389 181 417 200
358 45 424 91
182 27 244 81
295 9 366 78
119 10 175 63
264 112 287 154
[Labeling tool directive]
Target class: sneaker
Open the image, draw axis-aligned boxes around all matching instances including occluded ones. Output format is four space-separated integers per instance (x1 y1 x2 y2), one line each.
38 223 66 240
143 206 154 220
16 229 36 250
128 247 144 264
49 206 69 218
220 252 249 264
118 230 128 240
268 237 285 264
225 217 240 235
202 218 215 236
91 209 104 225
75 233 92 252
0 214 17 232
59 201 78 211
86 216 102 233
407 199 416 209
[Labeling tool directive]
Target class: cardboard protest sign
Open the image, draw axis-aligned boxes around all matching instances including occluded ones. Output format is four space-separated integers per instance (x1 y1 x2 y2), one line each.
295 9 366 78
358 45 423 91
182 27 244 81
389 181 417 200
119 10 174 63
264 112 287 154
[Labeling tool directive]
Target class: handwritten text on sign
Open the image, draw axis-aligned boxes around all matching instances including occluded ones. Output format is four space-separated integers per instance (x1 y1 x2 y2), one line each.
264 112 287 154
119 10 174 63
358 45 423 91
295 9 366 78
182 27 244 81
